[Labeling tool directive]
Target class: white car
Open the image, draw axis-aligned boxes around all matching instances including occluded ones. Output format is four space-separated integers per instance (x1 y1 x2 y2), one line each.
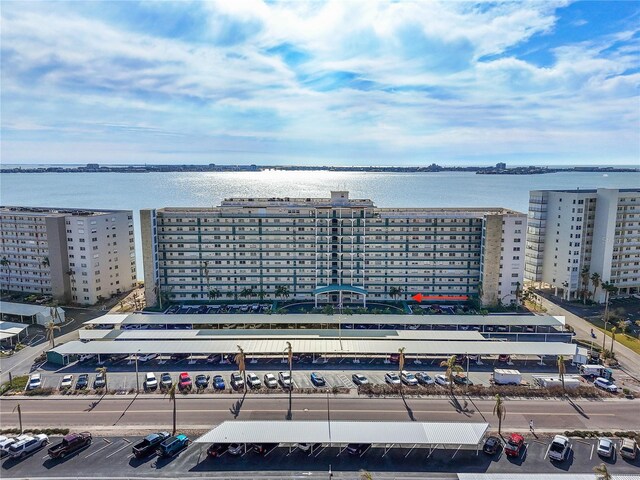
263 373 278 388
593 377 618 393
0 435 29 457
7 434 48 459
27 373 42 390
597 437 614 458
400 370 418 386
278 371 292 389
137 353 158 362
384 372 401 385
435 374 450 386
145 372 158 390
548 435 571 462
246 373 262 389
60 375 74 389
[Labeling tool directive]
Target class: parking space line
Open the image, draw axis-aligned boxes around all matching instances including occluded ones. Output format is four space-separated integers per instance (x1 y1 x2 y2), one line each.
105 440 130 458
85 438 112 458
543 444 550 459
451 445 462 459
590 444 595 460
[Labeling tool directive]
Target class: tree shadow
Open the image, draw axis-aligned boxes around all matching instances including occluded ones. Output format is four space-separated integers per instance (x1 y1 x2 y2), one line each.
566 397 590 419
286 387 292 420
84 390 109 412
400 391 416 421
229 389 247 419
448 393 473 417
113 393 139 425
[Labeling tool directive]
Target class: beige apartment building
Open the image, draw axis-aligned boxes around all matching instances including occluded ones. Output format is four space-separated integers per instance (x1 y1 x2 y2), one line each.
525 188 640 303
141 191 525 307
0 206 137 305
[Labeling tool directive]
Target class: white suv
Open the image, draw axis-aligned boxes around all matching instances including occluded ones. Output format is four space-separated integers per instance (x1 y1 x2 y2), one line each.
27 373 42 390
145 372 158 390
593 377 618 393
278 371 292 389
7 434 48 459
400 370 418 386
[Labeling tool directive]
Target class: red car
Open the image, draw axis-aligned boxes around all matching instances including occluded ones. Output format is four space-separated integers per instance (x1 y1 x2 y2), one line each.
178 372 192 391
504 433 525 457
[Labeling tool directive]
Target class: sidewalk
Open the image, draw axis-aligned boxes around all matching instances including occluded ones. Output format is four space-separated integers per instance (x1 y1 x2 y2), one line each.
539 295 640 379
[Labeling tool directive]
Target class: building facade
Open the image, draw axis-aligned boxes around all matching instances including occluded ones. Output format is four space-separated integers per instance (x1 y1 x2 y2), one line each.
525 188 640 303
0 207 137 305
142 192 525 307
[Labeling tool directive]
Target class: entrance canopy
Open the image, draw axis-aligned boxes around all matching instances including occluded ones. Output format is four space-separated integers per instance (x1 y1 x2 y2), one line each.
313 285 368 295
195 420 489 446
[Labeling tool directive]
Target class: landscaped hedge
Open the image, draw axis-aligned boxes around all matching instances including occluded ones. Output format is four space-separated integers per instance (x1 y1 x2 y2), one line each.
0 428 69 436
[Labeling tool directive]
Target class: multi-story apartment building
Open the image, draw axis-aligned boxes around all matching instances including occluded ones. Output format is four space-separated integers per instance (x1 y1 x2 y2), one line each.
141 191 525 307
525 188 640 303
0 207 137 305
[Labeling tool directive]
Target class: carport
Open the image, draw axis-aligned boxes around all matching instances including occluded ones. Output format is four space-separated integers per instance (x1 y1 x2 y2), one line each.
0 301 65 326
194 420 489 456
0 321 29 346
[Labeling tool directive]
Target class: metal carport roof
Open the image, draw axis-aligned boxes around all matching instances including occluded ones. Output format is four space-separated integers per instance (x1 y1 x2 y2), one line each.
50 339 577 356
84 313 565 328
195 421 489 446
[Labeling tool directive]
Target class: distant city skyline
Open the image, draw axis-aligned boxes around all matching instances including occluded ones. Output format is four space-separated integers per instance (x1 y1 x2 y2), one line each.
1 1 639 166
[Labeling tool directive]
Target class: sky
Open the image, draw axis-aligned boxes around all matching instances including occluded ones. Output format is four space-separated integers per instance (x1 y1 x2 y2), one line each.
1 1 639 167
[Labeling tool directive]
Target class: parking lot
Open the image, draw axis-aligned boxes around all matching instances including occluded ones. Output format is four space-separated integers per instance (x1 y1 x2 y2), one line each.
1 433 639 478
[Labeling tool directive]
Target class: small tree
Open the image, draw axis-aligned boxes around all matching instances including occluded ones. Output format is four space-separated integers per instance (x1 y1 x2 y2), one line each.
208 289 221 300
360 471 373 480
557 355 566 392
440 355 463 396
580 266 590 304
493 394 506 436
590 272 601 302
610 327 617 355
235 345 247 391
165 382 178 435
45 321 61 348
593 462 612 480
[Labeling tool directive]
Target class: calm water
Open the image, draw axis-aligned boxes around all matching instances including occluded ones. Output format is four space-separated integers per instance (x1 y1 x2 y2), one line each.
1 170 637 278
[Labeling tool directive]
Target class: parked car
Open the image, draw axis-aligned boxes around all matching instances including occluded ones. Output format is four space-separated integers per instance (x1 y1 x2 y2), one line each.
75 374 89 390
252 443 278 455
351 373 369 385
94 372 106 389
213 375 226 390
297 443 322 453
263 373 278 388
195 374 210 389
504 433 525 457
415 372 435 385
132 432 169 459
346 443 370 455
384 372 401 385
0 435 29 457
47 432 91 459
452 374 473 386
137 353 158 362
597 437 615 458
156 434 190 457
9 434 49 459
227 443 244 456
400 370 418 386
170 353 190 361
483 436 502 455
593 377 618 393
620 438 638 460
230 372 245 390
207 443 230 458
160 372 173 389
434 374 450 386
310 372 326 386
27 373 42 390
498 354 511 363
246 373 262 389
548 435 571 462
145 372 158 390
278 371 292 389
60 375 73 390
178 372 192 391
206 354 222 363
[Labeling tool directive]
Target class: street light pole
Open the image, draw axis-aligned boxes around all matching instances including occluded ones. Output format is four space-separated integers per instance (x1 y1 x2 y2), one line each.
602 290 610 354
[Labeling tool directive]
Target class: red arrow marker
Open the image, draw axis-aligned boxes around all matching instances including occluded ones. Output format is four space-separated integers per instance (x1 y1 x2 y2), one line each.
412 293 424 303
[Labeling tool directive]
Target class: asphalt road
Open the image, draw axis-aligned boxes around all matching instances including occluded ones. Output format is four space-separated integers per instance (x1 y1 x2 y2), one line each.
1 433 639 479
2 396 639 433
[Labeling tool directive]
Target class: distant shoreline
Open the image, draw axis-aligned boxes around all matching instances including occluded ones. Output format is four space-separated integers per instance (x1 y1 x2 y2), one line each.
1 164 638 175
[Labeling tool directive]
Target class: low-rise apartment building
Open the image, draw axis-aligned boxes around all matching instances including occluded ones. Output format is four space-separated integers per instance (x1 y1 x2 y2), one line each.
142 191 525 307
525 188 640 303
0 206 137 305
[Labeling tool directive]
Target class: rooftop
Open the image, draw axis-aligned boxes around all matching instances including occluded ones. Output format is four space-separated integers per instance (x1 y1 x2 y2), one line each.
0 206 132 217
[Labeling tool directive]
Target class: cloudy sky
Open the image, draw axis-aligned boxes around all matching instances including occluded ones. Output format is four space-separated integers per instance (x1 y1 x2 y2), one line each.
1 1 639 166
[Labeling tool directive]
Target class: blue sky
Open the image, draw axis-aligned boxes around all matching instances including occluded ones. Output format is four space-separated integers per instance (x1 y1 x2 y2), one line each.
1 1 639 166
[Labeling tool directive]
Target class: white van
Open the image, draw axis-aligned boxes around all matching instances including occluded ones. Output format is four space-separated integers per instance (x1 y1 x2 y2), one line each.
145 372 158 390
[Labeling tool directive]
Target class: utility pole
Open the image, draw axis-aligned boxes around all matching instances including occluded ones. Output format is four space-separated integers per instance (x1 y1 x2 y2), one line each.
135 349 140 394
12 404 23 433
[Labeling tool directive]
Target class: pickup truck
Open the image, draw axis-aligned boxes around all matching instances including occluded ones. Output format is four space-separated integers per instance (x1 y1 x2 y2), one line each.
548 435 571 462
132 432 170 458
47 432 92 459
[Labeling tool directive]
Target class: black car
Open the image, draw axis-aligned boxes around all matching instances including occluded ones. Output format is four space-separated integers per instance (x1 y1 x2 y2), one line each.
195 374 210 389
483 436 502 455
170 353 190 361
452 375 473 386
252 443 278 455
346 443 370 455
75 374 89 389
207 443 230 458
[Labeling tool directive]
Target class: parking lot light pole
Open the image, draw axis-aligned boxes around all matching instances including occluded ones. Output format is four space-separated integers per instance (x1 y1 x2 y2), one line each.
135 349 140 394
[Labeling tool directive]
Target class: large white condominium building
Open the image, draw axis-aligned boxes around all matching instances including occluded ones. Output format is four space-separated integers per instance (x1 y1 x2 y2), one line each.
141 191 525 307
0 207 137 305
525 188 640 303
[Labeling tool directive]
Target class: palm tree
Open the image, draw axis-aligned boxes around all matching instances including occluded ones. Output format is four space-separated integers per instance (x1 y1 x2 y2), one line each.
208 288 221 300
610 327 617 355
514 282 521 309
601 281 618 352
285 341 293 389
440 355 463 396
257 289 266 300
45 321 60 348
202 260 210 292
281 286 290 300
580 266 590 304
493 394 506 436
165 382 178 435
235 345 247 391
1 256 11 295
389 287 403 301
360 470 373 480
398 347 406 392
593 462 612 480
95 366 108 391
590 272 601 302
557 355 566 392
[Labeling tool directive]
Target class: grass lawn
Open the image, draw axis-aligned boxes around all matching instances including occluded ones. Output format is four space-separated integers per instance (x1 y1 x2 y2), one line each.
591 319 640 355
